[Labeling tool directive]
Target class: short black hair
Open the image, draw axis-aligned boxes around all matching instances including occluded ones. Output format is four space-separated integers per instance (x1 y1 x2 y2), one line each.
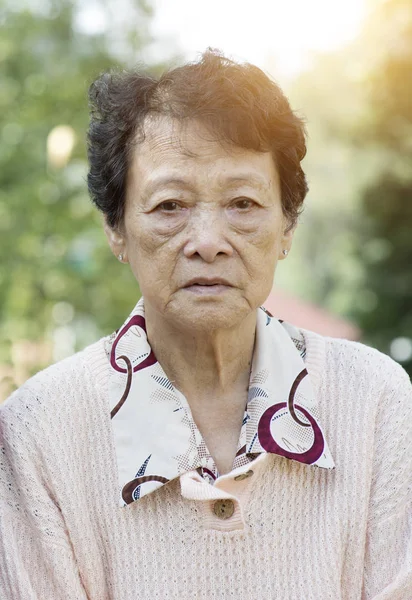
87 49 308 230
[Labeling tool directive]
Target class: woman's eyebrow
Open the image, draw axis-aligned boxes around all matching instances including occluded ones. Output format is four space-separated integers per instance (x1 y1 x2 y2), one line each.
222 174 271 187
139 173 271 204
142 176 193 194
139 176 194 204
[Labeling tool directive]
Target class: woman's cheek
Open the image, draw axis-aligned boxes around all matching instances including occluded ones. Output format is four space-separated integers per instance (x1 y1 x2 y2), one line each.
226 209 261 233
148 216 189 241
128 217 180 256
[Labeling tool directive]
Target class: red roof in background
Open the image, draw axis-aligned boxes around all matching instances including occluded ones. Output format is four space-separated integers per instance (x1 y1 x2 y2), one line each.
263 288 361 341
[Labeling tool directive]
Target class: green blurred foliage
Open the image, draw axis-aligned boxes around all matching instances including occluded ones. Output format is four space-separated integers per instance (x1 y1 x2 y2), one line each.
282 0 412 377
1 0 411 397
351 0 412 375
0 0 155 383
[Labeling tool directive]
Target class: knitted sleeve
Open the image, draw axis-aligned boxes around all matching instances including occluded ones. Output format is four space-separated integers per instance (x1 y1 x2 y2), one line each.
0 386 88 600
362 362 412 600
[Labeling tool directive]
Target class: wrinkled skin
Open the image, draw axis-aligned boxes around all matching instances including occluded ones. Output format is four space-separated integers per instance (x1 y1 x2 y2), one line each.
105 116 294 335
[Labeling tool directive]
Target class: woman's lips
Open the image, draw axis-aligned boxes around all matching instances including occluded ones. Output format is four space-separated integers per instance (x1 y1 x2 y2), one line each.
183 283 232 295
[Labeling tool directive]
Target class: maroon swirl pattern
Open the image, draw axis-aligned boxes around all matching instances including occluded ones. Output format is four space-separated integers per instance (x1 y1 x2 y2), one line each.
288 369 311 427
110 355 132 419
110 316 157 420
201 468 217 481
110 315 156 374
257 369 324 464
122 475 169 505
258 402 324 464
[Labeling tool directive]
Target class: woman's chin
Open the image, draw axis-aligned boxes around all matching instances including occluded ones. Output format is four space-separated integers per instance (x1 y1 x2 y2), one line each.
164 296 256 333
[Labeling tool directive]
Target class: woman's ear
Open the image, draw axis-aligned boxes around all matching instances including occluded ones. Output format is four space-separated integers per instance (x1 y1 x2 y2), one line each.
279 220 296 260
104 220 128 263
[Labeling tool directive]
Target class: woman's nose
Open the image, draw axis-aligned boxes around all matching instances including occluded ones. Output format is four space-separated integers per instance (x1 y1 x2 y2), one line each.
182 209 234 263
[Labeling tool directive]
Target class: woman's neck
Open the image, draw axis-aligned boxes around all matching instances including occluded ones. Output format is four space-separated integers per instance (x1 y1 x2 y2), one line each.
144 306 257 402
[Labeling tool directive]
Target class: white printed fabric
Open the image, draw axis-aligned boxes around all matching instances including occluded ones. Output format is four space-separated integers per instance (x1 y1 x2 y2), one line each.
107 298 335 506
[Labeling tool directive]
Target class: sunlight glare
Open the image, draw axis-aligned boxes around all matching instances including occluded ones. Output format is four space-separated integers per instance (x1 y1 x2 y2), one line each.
152 0 367 76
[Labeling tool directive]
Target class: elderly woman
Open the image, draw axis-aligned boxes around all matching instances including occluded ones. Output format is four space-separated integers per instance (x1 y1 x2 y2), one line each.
0 50 411 600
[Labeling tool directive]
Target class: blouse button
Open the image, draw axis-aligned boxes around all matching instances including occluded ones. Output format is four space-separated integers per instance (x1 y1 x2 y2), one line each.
234 469 254 481
213 499 235 519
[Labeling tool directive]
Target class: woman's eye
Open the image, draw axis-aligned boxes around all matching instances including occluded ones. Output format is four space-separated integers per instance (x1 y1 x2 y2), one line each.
157 201 180 212
233 198 254 210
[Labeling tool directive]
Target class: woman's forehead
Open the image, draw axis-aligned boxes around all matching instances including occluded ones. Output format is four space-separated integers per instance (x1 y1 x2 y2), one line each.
135 115 245 158
129 116 279 190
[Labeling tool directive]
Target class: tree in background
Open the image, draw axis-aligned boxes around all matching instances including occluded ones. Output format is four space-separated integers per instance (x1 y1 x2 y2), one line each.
351 0 412 376
2 0 411 400
0 0 155 396
284 0 412 377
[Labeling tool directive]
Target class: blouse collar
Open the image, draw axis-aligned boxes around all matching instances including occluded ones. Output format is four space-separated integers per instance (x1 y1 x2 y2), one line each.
107 298 335 506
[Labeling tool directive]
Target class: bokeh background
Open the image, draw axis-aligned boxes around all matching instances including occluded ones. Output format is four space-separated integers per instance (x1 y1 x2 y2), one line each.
1 0 411 400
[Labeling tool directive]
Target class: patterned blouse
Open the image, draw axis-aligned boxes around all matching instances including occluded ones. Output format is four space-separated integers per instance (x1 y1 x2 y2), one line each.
106 298 335 506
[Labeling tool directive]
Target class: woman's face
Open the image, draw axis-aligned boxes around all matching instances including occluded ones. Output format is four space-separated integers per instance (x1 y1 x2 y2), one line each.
106 117 294 332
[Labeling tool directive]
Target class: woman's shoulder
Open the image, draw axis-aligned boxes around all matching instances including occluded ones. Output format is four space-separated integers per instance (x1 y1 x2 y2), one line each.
301 329 411 480
301 326 411 402
0 336 111 434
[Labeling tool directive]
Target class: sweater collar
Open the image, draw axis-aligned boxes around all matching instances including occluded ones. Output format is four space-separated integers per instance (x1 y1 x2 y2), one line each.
107 298 335 507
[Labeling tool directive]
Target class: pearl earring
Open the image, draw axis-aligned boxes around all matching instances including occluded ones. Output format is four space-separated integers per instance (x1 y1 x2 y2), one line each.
118 253 124 262
282 249 288 256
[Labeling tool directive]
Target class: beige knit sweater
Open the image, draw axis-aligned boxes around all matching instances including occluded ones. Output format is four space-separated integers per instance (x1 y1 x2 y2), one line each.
0 329 411 600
